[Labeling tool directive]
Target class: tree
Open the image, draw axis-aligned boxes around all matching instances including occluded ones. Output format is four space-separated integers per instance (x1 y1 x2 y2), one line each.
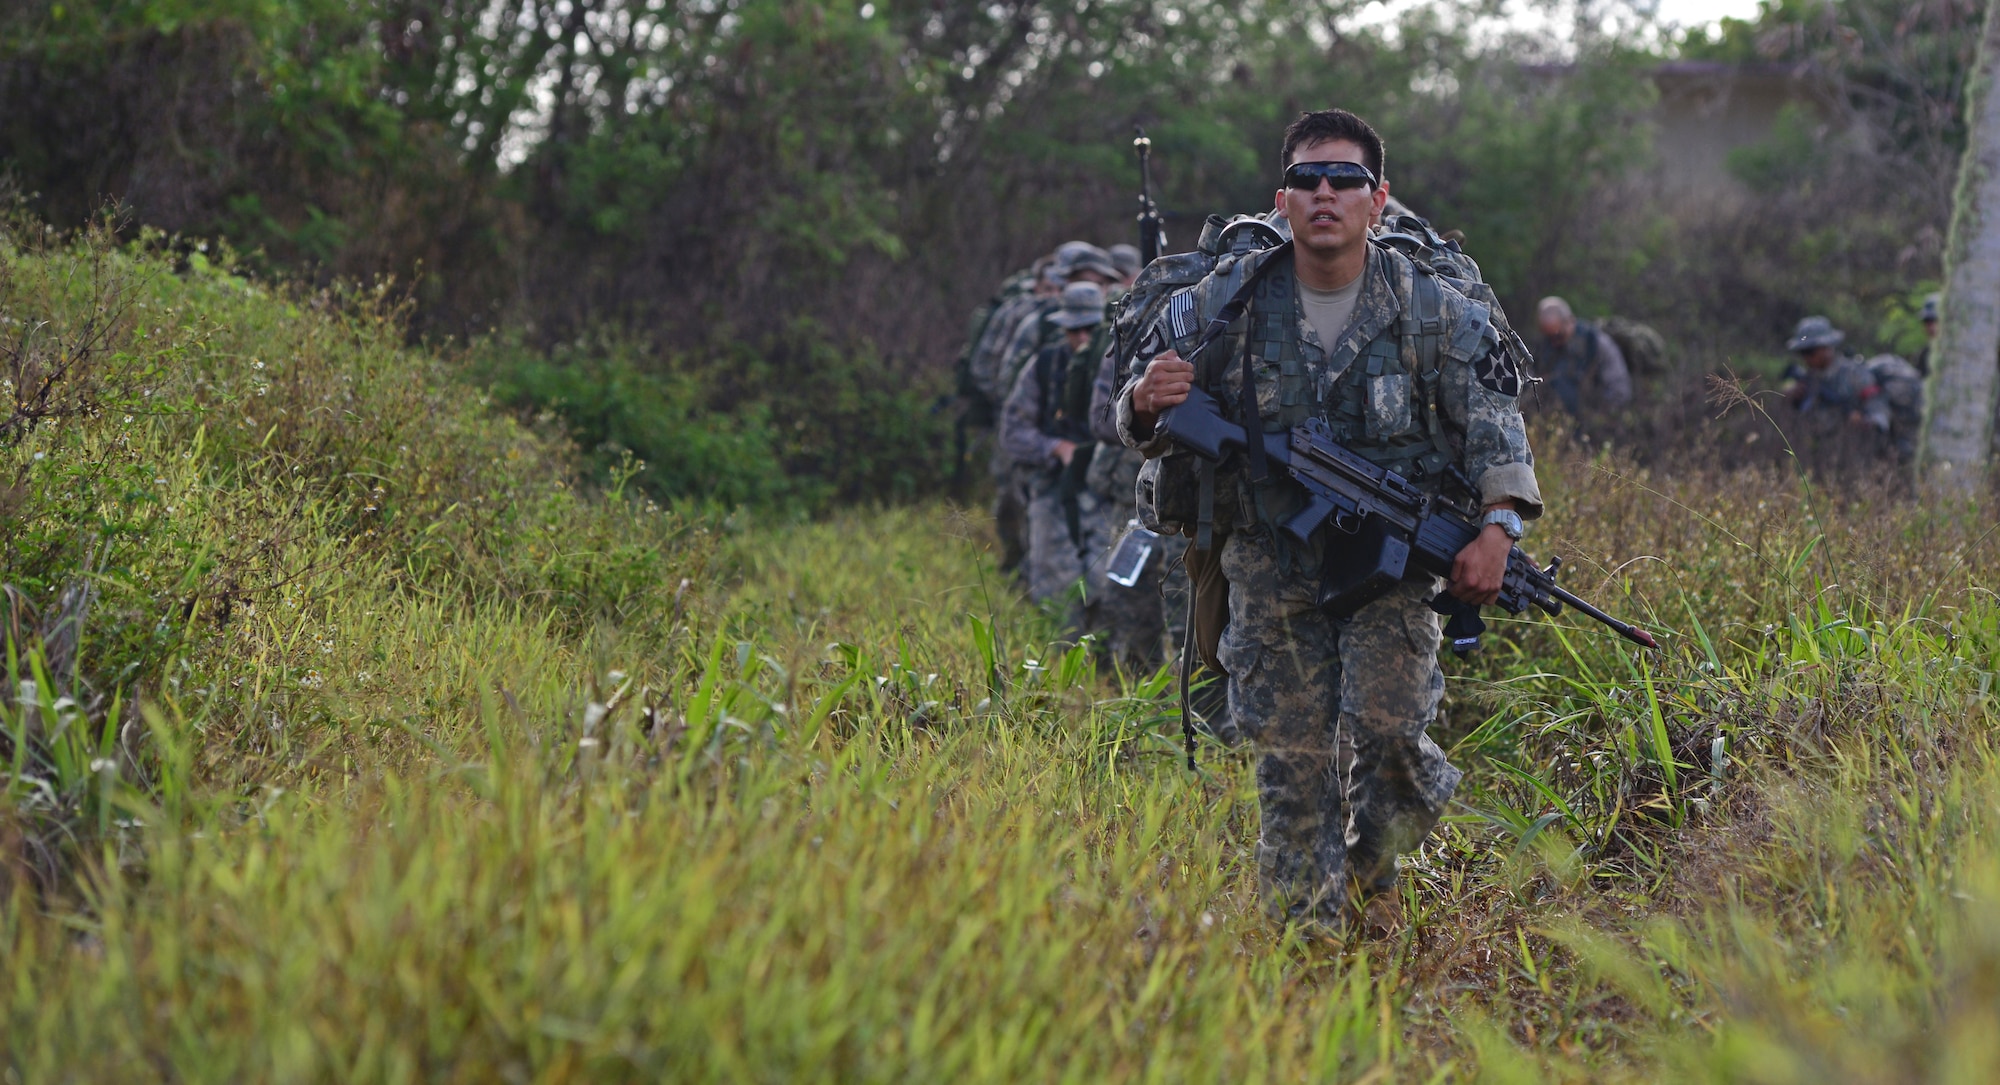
1923 0 2000 483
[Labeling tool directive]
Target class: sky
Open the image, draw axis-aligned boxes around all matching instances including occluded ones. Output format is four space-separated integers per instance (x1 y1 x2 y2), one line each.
1347 0 1771 49
1654 0 1766 30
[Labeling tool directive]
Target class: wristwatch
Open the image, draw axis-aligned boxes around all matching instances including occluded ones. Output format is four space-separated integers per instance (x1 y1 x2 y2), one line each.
1480 508 1525 540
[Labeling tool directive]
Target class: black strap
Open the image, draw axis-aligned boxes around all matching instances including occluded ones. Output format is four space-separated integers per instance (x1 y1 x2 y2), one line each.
1186 243 1293 384
1194 458 1216 552
1180 583 1198 772
1239 332 1268 485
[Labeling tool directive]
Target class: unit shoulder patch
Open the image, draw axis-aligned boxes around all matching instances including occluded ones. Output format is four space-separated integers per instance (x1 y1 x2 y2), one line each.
1474 342 1522 397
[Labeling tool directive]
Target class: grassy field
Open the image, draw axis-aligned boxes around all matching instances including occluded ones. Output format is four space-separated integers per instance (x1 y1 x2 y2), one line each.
8 226 2000 1082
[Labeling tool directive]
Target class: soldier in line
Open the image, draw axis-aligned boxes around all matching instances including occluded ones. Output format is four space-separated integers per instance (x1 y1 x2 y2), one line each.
984 245 1123 583
999 282 1110 621
1781 315 1922 461
1083 334 1184 673
1532 296 1632 417
966 257 1066 576
1120 108 1542 930
1915 293 1939 376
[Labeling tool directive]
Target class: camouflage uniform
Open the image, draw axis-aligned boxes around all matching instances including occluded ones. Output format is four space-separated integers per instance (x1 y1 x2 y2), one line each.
999 284 1108 614
1782 316 1921 460
1084 339 1188 673
1118 239 1543 922
1533 321 1632 416
974 284 1059 575
980 245 1124 579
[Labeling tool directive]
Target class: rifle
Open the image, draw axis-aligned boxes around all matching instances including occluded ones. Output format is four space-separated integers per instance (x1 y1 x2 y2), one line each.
1133 127 1167 265
1058 442 1095 547
1156 385 1658 652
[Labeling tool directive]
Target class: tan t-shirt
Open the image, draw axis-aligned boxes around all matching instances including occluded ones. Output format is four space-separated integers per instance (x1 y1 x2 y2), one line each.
1298 273 1364 353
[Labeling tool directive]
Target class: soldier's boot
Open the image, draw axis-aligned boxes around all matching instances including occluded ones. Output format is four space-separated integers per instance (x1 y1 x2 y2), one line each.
1347 873 1406 940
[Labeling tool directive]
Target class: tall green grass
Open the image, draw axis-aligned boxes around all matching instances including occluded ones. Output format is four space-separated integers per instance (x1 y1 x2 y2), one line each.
8 224 2000 1080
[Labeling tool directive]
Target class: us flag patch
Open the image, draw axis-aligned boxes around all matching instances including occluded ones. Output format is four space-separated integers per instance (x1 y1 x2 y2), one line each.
1168 289 1198 341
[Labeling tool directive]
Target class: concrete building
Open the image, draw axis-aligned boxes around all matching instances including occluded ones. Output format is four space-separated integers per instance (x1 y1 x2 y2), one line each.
1647 61 1841 201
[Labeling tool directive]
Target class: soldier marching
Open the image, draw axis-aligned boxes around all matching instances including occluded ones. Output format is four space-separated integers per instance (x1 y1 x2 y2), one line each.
948 104 1925 936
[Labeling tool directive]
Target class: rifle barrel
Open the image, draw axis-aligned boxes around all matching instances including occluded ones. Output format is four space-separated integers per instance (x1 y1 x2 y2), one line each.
1549 582 1658 649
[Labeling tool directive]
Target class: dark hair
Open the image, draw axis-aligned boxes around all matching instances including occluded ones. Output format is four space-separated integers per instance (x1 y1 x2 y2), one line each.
1281 109 1384 184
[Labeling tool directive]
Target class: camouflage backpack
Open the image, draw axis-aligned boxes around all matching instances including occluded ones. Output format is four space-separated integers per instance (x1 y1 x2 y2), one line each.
1101 212 1286 396
1865 353 1924 432
1599 316 1668 375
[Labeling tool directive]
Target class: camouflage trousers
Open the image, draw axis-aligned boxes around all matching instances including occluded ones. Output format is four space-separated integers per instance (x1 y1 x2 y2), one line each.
1083 503 1190 674
1024 483 1105 621
1217 526 1463 924
992 475 1030 578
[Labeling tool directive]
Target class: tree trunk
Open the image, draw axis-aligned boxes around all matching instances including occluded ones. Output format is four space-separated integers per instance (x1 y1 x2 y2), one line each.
1923 0 2000 486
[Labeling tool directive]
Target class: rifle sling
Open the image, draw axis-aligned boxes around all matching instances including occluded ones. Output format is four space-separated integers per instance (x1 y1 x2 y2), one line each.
1240 331 1269 485
1180 584 1198 772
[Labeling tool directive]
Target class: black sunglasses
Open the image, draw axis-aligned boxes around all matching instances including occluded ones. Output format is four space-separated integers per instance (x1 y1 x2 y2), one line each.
1283 160 1377 192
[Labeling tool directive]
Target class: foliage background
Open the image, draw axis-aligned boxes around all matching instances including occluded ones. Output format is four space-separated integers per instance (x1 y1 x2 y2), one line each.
9 3 2000 1078
10 0 1968 505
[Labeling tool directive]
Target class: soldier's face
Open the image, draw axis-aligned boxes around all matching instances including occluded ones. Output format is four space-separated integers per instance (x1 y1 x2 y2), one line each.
1804 346 1834 370
1065 326 1096 352
1538 313 1574 343
1926 319 1939 341
1277 138 1389 258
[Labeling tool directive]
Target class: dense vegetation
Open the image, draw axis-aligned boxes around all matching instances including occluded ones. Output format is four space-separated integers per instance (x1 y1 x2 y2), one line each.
7 0 2000 1077
3 0 1974 505
8 196 2000 1081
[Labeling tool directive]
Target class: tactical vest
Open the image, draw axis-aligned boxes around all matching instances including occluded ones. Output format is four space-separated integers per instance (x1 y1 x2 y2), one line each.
1033 344 1095 446
1232 255 1459 488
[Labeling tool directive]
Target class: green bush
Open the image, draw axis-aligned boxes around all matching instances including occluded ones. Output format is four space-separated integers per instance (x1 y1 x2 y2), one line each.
472 325 949 514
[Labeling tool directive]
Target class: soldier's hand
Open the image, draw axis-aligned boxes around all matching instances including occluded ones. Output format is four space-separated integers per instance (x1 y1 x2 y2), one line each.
1053 439 1078 466
1447 525 1512 606
1131 351 1196 423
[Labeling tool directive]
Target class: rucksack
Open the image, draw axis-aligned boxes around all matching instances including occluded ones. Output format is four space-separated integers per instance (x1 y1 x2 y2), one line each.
1866 353 1924 422
955 269 1034 417
1102 213 1288 396
1599 316 1668 375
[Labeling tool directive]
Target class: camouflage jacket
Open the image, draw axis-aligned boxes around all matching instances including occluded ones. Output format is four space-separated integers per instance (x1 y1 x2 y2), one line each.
1088 341 1124 446
1533 321 1632 414
968 293 1054 404
1000 342 1098 473
1116 239 1543 519
1783 353 1890 432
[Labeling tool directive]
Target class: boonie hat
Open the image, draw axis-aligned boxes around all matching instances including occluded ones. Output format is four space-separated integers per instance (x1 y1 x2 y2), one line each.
1060 244 1121 283
1109 244 1144 278
1787 315 1844 352
1050 282 1106 329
